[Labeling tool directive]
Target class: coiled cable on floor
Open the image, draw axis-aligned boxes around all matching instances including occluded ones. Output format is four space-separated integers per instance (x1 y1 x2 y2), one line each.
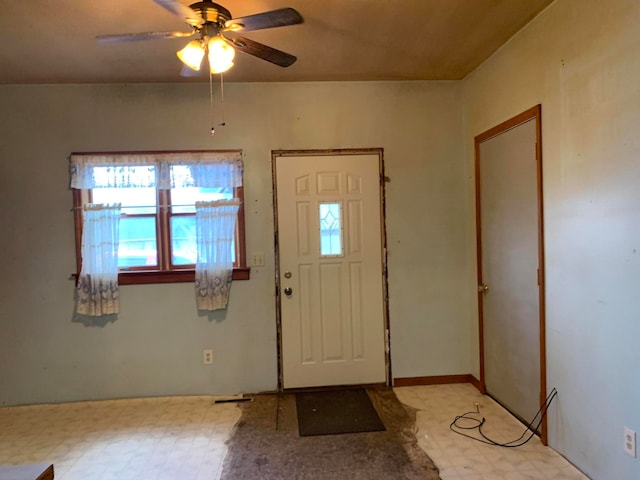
449 387 557 447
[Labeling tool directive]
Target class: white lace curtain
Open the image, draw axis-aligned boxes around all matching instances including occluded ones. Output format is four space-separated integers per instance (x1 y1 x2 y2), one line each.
195 200 240 311
70 151 243 189
70 151 243 314
76 203 121 316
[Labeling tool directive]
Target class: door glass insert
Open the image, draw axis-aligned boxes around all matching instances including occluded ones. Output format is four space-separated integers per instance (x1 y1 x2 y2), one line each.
319 202 343 256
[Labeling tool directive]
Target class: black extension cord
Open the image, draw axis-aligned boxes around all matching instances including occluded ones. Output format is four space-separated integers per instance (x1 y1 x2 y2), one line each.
449 387 558 448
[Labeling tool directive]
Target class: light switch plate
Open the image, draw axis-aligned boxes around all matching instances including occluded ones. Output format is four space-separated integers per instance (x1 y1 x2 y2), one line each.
251 252 265 267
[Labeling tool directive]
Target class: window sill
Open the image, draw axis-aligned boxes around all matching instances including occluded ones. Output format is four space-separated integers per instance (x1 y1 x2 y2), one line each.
72 268 250 286
119 268 250 285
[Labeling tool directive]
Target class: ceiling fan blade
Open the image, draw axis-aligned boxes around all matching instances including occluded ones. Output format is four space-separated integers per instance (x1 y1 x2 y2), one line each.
97 31 195 43
225 8 303 32
230 37 297 67
153 0 204 25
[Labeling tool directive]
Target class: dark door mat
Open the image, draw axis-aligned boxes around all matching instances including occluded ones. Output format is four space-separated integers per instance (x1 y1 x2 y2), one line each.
296 388 386 437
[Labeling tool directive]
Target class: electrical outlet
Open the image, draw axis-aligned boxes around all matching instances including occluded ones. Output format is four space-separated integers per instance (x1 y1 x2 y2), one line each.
250 252 265 267
624 427 636 458
203 349 213 365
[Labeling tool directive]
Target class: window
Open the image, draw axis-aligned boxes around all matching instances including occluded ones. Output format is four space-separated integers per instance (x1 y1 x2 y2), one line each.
319 201 344 256
71 151 248 285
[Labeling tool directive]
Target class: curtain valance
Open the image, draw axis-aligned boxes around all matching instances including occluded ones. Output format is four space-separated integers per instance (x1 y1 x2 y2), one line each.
69 151 243 189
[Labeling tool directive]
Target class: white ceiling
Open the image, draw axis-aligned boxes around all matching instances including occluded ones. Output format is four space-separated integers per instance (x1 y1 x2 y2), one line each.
0 0 554 84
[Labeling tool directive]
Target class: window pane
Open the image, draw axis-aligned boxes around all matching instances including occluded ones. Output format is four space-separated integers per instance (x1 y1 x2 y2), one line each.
91 165 157 214
171 216 196 265
170 216 236 265
118 217 157 268
91 165 156 188
171 186 233 214
92 187 157 215
319 202 343 256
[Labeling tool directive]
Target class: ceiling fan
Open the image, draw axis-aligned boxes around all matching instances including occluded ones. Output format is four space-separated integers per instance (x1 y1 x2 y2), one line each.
97 0 303 75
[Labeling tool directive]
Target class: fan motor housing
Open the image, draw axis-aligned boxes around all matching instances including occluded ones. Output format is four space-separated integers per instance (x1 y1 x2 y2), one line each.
189 1 232 26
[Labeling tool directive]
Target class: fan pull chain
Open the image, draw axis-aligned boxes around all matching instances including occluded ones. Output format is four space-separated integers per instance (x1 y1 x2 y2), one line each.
209 72 227 136
219 73 226 127
209 70 215 136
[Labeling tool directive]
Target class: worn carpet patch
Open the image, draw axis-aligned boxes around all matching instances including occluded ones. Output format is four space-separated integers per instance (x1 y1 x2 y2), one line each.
296 388 386 437
220 387 442 480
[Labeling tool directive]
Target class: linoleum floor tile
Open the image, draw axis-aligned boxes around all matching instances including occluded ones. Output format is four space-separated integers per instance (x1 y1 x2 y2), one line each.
1 386 588 480
394 384 588 480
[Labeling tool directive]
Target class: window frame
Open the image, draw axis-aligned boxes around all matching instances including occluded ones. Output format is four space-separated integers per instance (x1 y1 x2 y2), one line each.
72 151 249 285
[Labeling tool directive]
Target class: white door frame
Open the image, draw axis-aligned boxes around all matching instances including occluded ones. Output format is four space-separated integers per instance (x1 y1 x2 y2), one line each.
271 148 391 390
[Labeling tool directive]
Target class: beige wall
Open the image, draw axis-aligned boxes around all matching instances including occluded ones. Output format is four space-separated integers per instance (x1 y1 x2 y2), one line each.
0 81 471 405
462 1 640 478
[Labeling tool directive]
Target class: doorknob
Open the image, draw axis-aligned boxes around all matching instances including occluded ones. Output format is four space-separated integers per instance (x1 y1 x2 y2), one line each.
284 287 293 296
478 284 489 294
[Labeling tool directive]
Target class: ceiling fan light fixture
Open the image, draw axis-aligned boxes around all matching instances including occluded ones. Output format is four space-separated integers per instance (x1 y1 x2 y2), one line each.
208 36 235 74
177 40 206 71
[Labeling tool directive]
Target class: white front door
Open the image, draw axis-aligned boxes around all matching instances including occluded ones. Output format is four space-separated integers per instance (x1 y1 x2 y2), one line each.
274 151 387 389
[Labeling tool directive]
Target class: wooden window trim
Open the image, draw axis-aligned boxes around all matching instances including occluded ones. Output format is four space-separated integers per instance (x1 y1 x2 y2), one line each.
72 161 249 285
118 268 250 285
